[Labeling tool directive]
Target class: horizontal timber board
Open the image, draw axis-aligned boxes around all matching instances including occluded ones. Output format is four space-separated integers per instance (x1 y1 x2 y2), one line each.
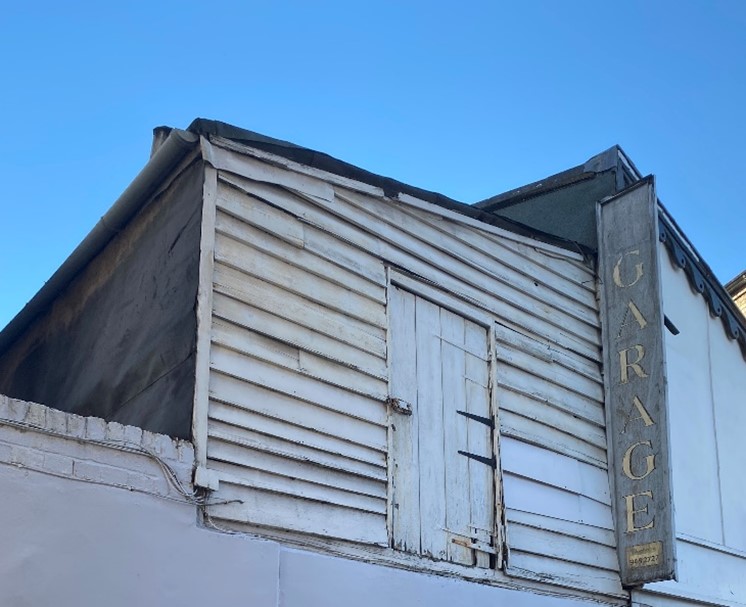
217 182 386 285
506 555 624 597
500 437 610 504
215 208 385 303
207 483 388 545
207 421 386 482
507 521 619 572
496 366 604 426
502 473 613 530
334 188 600 345
219 171 598 358
211 318 388 400
403 202 597 299
209 372 386 454
213 263 386 357
208 396 386 465
216 186 305 247
215 232 386 328
219 174 383 259
506 508 616 548
206 438 386 511
210 343 387 426
500 410 607 468
337 186 598 321
212 292 387 380
497 389 607 451
494 323 603 388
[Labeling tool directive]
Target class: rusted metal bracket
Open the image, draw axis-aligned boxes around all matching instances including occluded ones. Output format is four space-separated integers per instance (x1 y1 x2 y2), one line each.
457 409 494 428
458 450 496 468
387 397 412 415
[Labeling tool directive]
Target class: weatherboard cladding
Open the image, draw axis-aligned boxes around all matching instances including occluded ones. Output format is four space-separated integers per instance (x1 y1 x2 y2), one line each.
197 137 621 597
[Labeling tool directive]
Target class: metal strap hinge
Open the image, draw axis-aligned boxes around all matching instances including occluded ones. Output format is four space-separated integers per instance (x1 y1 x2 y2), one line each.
457 450 496 468
456 409 494 428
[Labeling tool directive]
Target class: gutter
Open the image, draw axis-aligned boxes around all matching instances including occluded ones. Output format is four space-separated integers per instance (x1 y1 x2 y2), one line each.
0 128 199 354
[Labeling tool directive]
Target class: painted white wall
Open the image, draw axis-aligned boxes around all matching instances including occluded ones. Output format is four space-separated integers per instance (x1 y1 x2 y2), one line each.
643 244 746 606
0 463 279 607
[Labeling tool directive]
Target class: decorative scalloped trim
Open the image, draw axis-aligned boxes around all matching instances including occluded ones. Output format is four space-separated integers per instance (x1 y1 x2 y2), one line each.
658 219 746 359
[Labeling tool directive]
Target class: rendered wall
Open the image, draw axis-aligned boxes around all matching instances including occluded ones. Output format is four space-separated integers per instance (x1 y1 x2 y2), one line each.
0 396 617 607
0 161 204 439
636 245 746 607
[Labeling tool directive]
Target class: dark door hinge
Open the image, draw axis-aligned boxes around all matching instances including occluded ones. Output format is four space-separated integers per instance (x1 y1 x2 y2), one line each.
457 410 494 428
458 450 496 468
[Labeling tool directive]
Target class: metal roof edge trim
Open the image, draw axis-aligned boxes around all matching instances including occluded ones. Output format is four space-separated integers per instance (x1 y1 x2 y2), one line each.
0 129 199 355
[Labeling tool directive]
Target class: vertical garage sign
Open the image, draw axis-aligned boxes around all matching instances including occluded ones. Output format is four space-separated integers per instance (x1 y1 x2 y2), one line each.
597 177 676 587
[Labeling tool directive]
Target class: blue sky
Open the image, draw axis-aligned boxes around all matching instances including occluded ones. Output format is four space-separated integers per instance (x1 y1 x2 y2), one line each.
1 1 745 328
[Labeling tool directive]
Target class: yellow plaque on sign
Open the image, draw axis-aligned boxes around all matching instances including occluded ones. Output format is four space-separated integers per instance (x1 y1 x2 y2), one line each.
627 542 662 569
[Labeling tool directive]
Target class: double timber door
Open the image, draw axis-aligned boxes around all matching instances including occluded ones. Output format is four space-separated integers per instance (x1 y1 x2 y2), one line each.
388 284 498 568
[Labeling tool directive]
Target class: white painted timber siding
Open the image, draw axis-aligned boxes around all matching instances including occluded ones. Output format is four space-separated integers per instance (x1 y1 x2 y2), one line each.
200 139 618 597
634 244 746 607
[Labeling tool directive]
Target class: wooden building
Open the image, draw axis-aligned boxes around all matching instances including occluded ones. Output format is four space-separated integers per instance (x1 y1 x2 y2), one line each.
0 120 743 607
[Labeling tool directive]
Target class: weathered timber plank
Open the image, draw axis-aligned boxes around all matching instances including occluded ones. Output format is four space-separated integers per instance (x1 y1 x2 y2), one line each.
207 457 386 515
403 202 597 299
506 553 625 597
497 389 607 451
214 232 386 328
206 433 386 504
502 473 614 530
216 188 305 247
205 139 336 201
494 323 603 390
206 421 385 483
505 508 616 548
388 285 421 555
208 395 386 464
210 344 387 426
440 310 473 565
496 366 605 427
464 318 495 569
212 318 388 400
500 437 610 504
507 521 620 571
415 296 449 561
215 209 385 303
207 482 388 545
212 291 387 380
220 172 598 358
495 344 604 404
500 410 608 468
334 188 600 348
213 263 385 358
217 180 386 284
338 186 598 323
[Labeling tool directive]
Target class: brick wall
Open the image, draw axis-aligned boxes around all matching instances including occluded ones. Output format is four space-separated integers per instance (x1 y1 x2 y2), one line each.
0 394 194 500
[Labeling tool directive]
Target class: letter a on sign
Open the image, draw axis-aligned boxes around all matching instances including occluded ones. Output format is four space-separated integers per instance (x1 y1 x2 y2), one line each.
597 177 676 586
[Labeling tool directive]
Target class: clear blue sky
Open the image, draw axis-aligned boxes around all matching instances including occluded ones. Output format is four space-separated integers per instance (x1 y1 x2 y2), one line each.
1 1 745 329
